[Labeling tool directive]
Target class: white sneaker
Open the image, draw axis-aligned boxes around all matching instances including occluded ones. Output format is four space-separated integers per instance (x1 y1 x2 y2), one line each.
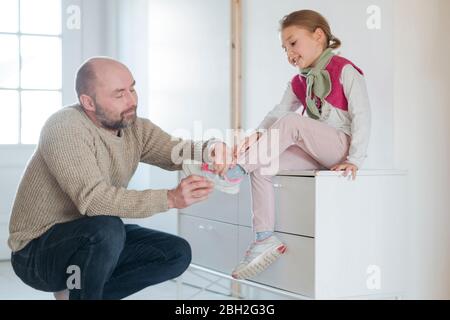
231 235 286 280
182 161 242 195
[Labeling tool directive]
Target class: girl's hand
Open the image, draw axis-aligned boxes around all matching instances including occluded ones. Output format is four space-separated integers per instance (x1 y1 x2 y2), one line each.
210 142 234 177
233 132 262 160
330 162 359 180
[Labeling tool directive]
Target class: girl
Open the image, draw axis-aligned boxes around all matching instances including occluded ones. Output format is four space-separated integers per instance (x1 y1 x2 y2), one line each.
183 9 371 280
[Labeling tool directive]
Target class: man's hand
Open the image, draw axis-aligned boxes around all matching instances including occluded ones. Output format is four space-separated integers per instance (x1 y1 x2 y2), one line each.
330 162 359 180
210 142 234 177
167 175 214 209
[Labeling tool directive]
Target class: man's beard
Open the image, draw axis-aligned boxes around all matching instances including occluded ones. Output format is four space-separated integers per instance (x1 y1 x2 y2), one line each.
94 101 137 131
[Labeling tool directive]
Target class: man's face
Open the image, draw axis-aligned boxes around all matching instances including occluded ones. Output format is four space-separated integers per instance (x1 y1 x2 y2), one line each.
92 64 138 131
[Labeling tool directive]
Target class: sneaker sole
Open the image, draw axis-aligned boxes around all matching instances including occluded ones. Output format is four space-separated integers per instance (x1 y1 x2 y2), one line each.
232 244 287 280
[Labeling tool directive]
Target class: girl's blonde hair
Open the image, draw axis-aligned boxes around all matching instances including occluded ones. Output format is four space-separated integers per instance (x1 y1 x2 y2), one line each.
280 10 341 50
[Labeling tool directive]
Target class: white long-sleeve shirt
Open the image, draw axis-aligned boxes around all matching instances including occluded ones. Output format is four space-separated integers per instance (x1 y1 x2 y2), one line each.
257 64 371 168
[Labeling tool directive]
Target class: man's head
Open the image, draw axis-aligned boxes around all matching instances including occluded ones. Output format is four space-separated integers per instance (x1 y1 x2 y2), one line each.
75 57 138 132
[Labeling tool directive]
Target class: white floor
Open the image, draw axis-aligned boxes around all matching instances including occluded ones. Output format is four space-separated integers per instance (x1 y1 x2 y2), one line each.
0 261 234 300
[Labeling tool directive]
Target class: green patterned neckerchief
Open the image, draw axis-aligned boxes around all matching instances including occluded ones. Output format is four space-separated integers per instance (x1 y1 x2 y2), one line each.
299 48 335 120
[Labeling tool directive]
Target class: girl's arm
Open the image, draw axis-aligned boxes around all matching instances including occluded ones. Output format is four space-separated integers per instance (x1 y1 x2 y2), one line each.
257 82 302 130
233 82 302 158
342 64 372 169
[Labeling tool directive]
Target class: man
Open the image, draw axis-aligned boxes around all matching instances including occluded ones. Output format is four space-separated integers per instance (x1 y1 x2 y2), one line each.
8 57 229 300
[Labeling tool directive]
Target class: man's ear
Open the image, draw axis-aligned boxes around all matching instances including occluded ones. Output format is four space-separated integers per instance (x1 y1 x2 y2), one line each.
79 94 95 112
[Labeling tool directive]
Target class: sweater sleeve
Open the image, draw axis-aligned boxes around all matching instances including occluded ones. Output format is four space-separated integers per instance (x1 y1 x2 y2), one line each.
341 64 372 168
138 119 213 169
257 82 303 130
39 124 169 218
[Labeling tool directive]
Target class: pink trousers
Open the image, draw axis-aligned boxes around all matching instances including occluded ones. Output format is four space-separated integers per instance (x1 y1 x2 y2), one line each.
238 113 350 232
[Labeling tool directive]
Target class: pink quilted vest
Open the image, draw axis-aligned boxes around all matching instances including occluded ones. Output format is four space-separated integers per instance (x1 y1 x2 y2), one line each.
291 55 364 115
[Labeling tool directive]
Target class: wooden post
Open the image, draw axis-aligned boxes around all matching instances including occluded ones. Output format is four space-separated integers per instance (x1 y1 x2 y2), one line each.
231 0 242 131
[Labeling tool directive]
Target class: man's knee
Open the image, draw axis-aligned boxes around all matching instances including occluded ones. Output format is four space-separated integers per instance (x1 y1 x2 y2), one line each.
171 236 192 276
82 216 126 251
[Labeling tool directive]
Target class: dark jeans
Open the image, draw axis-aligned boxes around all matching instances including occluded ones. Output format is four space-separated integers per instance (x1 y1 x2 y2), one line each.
11 216 191 300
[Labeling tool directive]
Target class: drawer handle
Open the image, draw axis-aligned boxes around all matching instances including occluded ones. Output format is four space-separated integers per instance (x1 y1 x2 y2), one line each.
273 183 283 188
198 225 214 231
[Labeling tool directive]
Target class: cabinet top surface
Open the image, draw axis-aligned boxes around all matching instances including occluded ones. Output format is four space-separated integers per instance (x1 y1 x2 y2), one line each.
276 170 407 177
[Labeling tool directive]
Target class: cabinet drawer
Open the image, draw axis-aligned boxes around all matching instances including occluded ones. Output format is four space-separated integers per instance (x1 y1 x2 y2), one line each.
239 226 315 297
179 215 238 274
238 176 316 236
179 173 239 224
274 176 315 237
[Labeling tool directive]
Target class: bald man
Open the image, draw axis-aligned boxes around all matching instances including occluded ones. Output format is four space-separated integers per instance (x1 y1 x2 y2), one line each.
8 57 226 300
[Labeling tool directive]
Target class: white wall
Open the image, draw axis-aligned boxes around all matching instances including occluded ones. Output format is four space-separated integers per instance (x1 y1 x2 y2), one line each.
114 0 179 234
62 0 118 105
393 0 450 299
121 0 232 234
113 0 151 190
147 0 231 134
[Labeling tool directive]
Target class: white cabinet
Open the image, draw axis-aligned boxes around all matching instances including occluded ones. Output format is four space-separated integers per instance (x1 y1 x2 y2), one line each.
238 227 315 297
273 176 316 237
180 214 239 274
178 170 407 299
180 190 239 225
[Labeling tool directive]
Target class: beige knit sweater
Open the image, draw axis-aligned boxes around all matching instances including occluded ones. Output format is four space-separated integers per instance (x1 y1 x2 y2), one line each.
8 104 207 252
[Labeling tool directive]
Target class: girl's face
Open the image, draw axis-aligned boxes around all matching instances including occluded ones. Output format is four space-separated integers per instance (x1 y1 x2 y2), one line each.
281 26 326 69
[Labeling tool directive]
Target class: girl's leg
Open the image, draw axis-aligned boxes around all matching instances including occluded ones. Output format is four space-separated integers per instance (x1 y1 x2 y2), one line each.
232 146 324 280
232 113 350 280
238 113 350 175
251 145 324 233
